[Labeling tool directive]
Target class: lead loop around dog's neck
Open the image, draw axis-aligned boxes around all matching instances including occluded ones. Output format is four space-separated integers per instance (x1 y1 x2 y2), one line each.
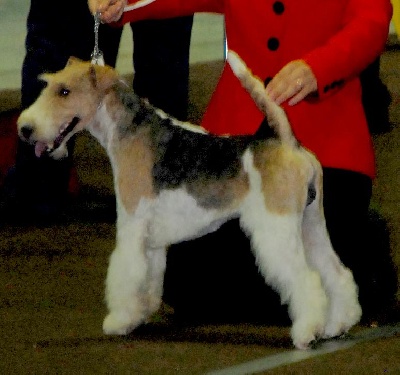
91 12 105 66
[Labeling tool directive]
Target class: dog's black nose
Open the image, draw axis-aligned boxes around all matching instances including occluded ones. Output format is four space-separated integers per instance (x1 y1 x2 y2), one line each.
20 125 34 140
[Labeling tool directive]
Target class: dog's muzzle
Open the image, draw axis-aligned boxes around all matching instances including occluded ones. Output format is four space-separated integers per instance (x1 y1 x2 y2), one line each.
19 116 80 157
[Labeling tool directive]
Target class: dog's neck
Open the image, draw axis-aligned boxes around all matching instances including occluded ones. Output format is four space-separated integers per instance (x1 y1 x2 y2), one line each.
89 99 117 150
88 83 142 150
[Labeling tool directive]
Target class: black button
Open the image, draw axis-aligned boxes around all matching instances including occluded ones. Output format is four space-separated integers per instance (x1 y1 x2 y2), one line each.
267 37 280 51
273 1 285 15
336 79 345 87
264 77 273 87
324 79 345 93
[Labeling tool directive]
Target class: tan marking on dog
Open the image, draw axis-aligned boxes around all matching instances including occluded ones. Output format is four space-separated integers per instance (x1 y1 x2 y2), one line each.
114 130 156 213
38 72 97 124
253 142 311 215
103 85 134 127
34 60 120 135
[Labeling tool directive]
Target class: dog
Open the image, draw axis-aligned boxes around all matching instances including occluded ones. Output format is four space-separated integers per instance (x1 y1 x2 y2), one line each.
17 51 362 349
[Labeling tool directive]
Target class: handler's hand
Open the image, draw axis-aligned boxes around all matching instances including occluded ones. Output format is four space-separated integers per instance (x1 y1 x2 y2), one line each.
88 0 127 23
266 60 317 106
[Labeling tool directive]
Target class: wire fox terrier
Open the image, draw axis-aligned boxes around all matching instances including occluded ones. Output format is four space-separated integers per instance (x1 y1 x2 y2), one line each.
17 52 361 349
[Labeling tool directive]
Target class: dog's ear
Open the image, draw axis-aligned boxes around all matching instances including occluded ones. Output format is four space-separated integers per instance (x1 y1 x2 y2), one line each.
66 56 83 66
38 72 52 83
88 64 119 92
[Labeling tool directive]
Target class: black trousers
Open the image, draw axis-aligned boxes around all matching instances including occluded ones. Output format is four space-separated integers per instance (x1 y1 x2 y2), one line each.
164 168 396 323
361 57 392 135
13 0 192 211
131 18 193 121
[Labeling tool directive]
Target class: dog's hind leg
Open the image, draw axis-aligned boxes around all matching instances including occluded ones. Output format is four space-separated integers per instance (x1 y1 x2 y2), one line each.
240 149 327 349
241 209 328 349
240 155 328 349
301 168 362 339
103 213 152 335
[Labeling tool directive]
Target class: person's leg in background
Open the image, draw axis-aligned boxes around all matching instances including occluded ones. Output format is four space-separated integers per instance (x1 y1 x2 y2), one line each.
130 17 194 121
3 0 122 221
346 59 397 321
360 57 392 135
322 168 398 323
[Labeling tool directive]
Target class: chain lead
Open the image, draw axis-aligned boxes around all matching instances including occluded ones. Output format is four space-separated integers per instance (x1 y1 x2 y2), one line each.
91 12 105 66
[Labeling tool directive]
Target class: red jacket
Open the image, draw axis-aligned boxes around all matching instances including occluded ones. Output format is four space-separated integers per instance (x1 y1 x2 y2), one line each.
119 0 392 178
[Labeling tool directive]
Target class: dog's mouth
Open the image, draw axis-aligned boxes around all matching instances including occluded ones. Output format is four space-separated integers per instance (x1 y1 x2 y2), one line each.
35 116 80 157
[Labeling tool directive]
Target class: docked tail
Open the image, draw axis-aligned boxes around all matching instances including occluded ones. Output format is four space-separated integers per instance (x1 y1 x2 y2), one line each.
227 51 297 148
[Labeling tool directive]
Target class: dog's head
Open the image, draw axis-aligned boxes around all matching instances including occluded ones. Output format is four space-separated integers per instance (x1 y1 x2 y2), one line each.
18 57 119 159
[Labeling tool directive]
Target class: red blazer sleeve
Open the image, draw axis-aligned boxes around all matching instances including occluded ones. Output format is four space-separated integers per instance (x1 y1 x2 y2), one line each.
118 0 224 25
303 0 392 99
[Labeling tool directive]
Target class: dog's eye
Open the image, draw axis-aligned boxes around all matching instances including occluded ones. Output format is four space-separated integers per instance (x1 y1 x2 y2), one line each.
58 87 70 97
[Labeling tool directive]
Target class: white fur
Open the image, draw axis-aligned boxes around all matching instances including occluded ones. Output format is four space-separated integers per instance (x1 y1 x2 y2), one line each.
90 103 117 150
147 188 234 246
155 107 208 134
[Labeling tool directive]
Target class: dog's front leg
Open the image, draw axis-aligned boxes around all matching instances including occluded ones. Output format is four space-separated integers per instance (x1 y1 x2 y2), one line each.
103 214 151 335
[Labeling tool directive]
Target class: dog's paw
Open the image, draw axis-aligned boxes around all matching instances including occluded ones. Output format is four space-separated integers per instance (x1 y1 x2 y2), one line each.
103 313 141 335
323 301 362 339
291 319 325 350
323 276 362 339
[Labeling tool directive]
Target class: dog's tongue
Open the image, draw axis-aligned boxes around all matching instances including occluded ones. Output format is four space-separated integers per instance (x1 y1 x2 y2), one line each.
34 142 48 157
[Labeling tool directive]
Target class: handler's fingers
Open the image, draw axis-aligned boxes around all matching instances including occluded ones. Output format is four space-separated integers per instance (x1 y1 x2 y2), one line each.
100 1 125 23
270 78 305 105
88 0 110 15
266 60 317 105
271 89 294 105
288 87 309 106
88 0 125 23
265 76 290 104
